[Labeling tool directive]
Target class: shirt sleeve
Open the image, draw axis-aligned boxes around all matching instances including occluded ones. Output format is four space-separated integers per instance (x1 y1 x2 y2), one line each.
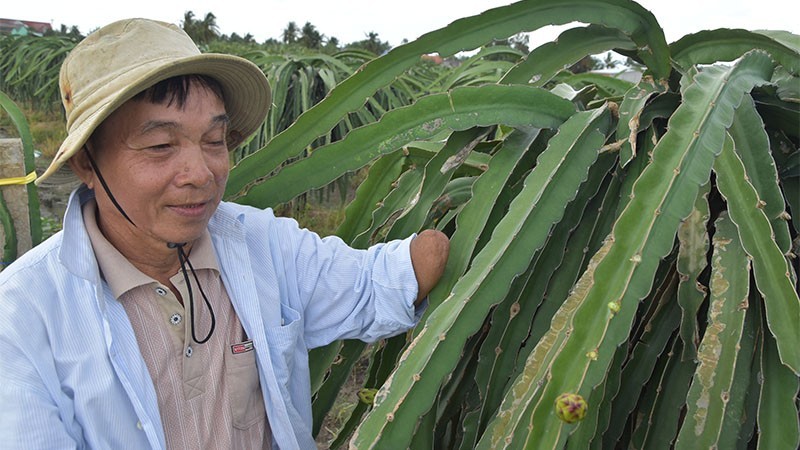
0 314 79 449
0 383 79 449
271 217 423 348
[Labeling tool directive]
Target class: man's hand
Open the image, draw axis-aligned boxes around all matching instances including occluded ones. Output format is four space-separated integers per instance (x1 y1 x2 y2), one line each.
409 229 450 305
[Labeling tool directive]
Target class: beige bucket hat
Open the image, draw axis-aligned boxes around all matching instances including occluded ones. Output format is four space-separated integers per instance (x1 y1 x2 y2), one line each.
36 18 271 185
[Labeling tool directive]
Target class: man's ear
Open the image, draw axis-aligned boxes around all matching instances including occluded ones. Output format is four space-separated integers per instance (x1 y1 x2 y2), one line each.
67 148 95 189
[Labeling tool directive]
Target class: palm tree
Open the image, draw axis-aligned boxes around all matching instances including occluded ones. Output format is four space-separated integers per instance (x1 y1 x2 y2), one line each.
282 21 299 44
181 11 198 39
181 11 219 45
300 22 323 49
198 13 220 44
352 32 390 55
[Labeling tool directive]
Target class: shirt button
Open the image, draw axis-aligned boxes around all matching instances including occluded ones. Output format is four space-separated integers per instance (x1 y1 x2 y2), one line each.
136 421 143 430
155 287 168 296
170 313 182 325
185 346 193 358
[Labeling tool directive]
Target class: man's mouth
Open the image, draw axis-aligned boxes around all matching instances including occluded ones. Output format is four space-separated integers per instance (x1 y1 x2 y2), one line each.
169 201 210 216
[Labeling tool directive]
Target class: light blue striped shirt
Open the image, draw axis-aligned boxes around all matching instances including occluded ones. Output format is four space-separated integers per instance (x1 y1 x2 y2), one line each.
0 186 422 449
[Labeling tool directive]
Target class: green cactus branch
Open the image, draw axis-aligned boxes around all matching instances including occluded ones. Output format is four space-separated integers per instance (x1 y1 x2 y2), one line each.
675 212 751 448
714 134 800 373
234 85 574 206
352 107 612 448
225 0 670 200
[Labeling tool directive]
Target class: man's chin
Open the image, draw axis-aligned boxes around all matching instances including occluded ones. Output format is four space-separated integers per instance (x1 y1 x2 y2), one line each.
158 227 207 247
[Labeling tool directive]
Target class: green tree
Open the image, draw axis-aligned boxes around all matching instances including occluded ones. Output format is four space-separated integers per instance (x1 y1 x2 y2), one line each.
347 31 390 55
225 32 255 44
324 36 340 52
282 21 299 44
181 11 198 40
46 24 83 39
181 11 219 45
489 32 531 55
568 54 602 73
299 22 324 49
601 51 618 69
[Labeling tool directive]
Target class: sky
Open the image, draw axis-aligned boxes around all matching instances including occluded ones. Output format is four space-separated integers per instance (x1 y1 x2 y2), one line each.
4 0 798 49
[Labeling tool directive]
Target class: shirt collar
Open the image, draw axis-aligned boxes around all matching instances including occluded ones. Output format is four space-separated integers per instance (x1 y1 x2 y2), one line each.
82 198 219 299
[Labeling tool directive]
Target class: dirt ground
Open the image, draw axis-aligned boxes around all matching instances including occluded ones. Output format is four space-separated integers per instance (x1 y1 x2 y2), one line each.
36 162 81 225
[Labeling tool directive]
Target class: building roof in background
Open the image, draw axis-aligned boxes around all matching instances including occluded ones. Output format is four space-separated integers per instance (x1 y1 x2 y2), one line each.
0 18 53 35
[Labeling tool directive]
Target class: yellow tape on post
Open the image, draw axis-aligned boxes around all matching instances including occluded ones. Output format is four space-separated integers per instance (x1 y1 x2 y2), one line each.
0 171 37 186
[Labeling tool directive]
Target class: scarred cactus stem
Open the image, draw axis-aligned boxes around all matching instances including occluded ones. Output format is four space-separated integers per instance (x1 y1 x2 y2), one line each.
555 393 588 424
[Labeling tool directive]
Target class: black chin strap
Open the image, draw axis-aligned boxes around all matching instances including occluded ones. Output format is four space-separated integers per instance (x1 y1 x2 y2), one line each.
86 148 216 344
85 150 136 227
168 242 216 344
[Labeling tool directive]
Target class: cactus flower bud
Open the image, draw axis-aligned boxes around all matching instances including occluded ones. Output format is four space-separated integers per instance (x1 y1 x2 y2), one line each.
608 301 620 314
358 388 379 405
555 393 588 423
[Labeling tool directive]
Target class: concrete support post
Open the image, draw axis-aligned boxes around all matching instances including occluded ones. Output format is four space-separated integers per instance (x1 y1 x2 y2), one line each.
0 138 33 269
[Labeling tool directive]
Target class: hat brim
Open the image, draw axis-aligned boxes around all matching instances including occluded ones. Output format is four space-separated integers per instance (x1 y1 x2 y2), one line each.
37 53 271 184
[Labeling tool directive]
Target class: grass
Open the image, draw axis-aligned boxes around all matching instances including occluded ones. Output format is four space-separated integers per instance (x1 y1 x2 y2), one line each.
315 350 372 449
280 169 367 238
29 116 66 158
291 200 348 237
0 103 65 158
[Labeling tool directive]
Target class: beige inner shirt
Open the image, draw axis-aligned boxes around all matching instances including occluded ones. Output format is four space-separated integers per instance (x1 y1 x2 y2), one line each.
83 199 271 449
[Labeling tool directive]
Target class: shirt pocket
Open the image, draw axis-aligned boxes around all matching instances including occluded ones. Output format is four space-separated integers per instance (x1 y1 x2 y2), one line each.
225 341 267 429
262 304 302 387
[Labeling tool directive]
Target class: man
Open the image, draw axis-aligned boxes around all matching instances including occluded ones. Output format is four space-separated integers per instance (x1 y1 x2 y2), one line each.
0 19 449 449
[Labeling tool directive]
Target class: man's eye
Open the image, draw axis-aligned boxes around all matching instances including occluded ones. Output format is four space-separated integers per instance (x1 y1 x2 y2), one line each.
148 143 172 150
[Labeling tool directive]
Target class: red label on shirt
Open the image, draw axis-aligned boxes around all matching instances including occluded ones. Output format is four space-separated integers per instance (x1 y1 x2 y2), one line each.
231 340 254 354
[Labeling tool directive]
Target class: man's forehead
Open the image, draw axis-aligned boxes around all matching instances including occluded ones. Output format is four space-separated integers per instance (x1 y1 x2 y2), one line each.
108 90 227 129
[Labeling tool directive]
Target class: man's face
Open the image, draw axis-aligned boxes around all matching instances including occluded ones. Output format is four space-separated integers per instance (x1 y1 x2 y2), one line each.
83 82 229 247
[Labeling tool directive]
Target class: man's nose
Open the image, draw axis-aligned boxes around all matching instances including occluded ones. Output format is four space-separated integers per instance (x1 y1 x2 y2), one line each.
176 146 214 187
